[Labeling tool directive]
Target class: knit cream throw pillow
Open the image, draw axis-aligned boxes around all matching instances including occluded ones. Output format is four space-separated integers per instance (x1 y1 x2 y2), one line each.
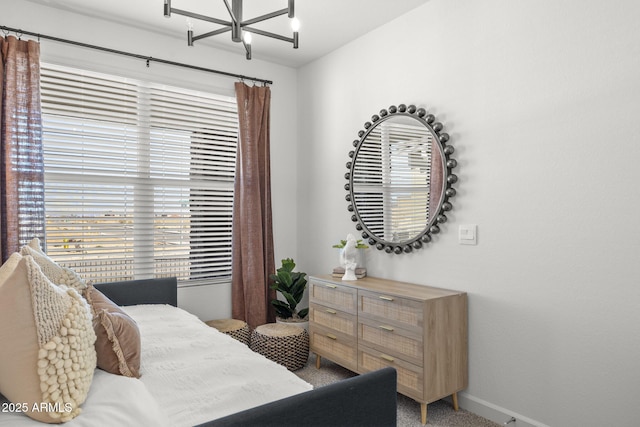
0 255 97 423
21 238 87 292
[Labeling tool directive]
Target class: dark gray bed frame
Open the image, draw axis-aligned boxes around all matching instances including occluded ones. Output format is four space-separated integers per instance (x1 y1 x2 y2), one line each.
94 278 398 427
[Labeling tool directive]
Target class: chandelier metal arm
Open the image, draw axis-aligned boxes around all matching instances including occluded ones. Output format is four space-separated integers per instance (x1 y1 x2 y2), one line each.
243 27 294 44
164 0 298 60
222 0 237 22
241 8 289 27
241 38 251 60
222 0 239 37
192 27 231 44
169 8 231 27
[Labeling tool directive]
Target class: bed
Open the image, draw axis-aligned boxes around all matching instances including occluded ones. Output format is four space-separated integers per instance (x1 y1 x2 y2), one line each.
0 275 397 427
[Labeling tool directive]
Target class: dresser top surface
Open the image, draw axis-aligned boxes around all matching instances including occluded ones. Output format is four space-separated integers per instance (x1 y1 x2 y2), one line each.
310 275 466 301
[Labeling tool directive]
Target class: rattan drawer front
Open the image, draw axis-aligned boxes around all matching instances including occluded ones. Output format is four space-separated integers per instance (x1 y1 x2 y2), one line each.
310 303 357 338
310 279 357 314
358 317 423 367
358 290 423 331
358 345 424 400
310 325 357 371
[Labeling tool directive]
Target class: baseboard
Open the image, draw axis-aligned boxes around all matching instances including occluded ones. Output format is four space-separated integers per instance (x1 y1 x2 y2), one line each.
448 392 551 427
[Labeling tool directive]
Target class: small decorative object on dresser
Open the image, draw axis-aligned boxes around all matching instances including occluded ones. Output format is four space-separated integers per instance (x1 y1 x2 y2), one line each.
308 274 468 425
332 235 368 279
340 233 359 280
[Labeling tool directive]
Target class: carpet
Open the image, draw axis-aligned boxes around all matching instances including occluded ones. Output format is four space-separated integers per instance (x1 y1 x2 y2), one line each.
295 353 500 427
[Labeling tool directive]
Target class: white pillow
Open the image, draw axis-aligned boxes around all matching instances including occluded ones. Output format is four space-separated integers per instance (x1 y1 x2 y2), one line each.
0 252 22 287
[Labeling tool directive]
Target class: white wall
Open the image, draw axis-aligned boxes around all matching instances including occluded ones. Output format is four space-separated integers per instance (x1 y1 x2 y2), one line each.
4 1 299 322
297 1 640 426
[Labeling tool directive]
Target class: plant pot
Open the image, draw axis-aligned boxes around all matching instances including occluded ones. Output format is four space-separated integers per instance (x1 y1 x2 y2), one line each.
275 317 309 332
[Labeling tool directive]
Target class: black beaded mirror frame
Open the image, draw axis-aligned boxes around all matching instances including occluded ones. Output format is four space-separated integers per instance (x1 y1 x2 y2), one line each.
344 104 458 254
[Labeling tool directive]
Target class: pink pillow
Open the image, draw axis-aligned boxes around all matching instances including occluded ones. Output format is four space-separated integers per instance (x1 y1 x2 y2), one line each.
83 285 141 378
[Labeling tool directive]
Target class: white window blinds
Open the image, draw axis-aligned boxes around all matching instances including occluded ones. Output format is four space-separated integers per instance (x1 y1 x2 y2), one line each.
40 63 238 286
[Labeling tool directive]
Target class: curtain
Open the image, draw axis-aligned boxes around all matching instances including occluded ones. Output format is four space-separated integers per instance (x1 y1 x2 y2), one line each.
429 140 444 218
0 36 44 262
231 82 275 329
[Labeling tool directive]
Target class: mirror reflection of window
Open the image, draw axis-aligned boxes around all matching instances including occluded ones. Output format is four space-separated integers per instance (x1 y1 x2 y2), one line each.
382 121 432 242
352 117 432 243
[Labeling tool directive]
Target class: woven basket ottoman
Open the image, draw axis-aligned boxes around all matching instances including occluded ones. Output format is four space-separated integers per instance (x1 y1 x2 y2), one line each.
250 323 309 371
205 318 250 346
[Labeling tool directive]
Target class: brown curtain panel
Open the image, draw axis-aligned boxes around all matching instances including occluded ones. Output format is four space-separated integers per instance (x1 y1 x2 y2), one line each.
429 140 444 221
0 36 45 262
231 82 276 328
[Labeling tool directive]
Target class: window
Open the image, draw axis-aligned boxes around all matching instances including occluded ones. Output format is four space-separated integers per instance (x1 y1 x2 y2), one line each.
40 63 238 286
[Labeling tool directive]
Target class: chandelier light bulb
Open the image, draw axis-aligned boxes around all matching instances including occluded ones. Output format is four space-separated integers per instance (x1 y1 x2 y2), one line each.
243 32 252 45
291 18 300 32
292 18 300 49
186 18 194 46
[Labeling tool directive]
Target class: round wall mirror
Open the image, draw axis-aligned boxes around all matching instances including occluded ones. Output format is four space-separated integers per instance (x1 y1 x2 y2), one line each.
344 104 457 254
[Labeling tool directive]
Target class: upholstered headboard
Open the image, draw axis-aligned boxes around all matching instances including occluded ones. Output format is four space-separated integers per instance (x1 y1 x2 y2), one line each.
94 277 177 307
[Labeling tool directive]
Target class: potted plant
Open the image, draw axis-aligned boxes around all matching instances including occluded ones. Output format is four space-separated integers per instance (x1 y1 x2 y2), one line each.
269 258 309 330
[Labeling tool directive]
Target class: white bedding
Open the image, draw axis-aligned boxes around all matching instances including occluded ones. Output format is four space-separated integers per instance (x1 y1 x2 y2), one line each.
123 304 312 426
0 304 312 426
0 370 169 427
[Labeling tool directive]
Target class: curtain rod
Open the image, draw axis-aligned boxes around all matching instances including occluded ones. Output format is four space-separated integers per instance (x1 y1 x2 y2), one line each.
1 25 273 85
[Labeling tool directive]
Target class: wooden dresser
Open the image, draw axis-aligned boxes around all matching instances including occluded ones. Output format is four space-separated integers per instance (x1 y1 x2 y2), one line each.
309 275 468 425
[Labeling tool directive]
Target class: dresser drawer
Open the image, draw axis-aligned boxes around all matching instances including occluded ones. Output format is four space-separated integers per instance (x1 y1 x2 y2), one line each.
358 345 424 401
310 325 357 372
358 317 423 366
310 279 357 314
310 303 357 338
358 290 423 331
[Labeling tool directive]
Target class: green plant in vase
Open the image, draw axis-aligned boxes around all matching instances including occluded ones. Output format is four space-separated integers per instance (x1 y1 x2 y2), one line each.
269 258 308 321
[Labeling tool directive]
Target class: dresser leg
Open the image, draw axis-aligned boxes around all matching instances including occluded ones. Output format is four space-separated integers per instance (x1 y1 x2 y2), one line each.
315 353 321 369
452 392 459 411
420 403 427 425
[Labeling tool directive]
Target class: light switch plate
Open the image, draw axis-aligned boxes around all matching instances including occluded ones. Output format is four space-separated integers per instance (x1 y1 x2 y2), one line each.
458 224 477 245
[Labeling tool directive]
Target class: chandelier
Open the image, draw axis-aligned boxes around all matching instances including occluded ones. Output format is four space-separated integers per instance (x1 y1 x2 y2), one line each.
164 0 299 60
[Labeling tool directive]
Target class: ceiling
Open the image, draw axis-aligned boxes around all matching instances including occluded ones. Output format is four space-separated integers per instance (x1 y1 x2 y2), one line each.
24 0 430 67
